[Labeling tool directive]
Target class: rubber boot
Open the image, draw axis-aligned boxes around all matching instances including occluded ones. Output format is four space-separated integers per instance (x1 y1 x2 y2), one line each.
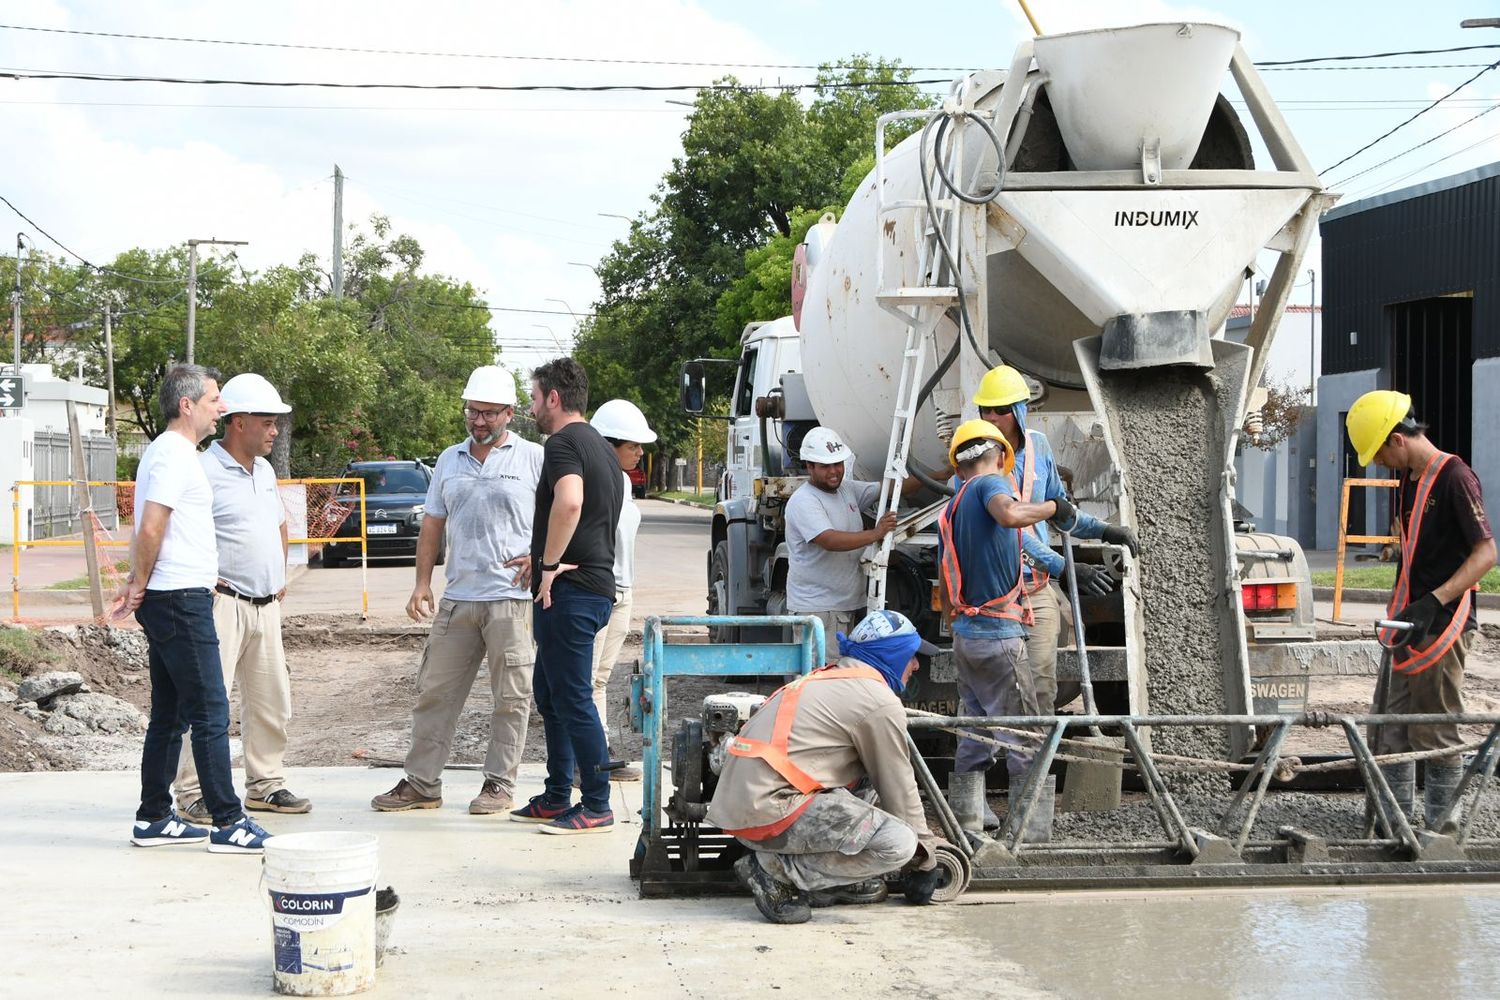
1424 762 1465 836
1377 761 1416 828
1007 774 1056 843
947 771 985 833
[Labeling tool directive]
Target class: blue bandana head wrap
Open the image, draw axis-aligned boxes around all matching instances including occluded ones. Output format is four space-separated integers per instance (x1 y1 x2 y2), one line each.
836 610 930 694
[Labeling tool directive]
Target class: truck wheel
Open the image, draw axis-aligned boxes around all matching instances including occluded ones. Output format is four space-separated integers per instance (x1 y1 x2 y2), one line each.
708 541 739 643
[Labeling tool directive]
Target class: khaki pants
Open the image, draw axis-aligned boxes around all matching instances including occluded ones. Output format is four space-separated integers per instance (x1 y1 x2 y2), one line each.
1025 583 1063 712
1376 631 1470 767
176 593 290 804
590 589 632 736
799 610 860 658
404 598 534 798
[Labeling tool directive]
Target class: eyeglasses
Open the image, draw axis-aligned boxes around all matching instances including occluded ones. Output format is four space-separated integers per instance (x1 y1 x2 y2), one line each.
463 406 510 422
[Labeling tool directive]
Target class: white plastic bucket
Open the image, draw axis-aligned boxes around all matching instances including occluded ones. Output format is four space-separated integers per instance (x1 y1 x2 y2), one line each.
263 832 380 996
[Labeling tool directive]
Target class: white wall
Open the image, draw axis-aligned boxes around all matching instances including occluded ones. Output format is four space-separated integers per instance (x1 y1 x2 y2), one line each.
0 416 37 544
18 364 109 436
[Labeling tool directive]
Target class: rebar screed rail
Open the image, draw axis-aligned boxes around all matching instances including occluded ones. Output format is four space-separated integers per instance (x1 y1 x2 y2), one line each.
904 710 1500 889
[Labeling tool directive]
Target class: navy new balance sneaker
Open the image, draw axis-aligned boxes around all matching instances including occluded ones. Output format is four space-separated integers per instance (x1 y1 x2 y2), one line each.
208 815 275 855
130 811 210 847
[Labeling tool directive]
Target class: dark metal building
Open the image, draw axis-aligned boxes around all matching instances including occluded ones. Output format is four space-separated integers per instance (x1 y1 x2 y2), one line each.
1313 162 1500 548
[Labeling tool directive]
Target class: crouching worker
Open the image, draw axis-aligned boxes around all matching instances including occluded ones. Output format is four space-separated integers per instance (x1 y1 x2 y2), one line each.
706 610 951 924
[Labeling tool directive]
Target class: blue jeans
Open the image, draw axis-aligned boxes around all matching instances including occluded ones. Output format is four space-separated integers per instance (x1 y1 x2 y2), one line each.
532 580 613 812
135 588 243 826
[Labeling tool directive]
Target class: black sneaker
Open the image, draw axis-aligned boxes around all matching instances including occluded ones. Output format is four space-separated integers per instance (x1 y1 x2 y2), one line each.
808 878 890 907
732 853 811 924
247 789 312 814
178 798 212 824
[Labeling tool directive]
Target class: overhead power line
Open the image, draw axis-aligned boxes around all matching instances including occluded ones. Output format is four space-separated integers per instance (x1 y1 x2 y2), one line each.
0 66 951 92
0 192 183 285
1327 101 1500 187
1320 57 1500 175
5 23 1496 72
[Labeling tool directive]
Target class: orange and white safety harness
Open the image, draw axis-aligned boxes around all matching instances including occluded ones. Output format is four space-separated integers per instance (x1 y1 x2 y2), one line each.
722 663 887 839
1012 430 1052 595
937 474 1033 627
1379 451 1473 675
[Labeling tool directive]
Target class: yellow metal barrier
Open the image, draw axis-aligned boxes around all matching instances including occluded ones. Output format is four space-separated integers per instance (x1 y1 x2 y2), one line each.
10 476 371 621
1333 476 1400 621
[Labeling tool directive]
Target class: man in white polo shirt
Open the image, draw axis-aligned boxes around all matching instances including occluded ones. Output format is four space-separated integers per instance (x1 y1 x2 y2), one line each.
175 372 310 822
372 365 544 815
118 363 273 855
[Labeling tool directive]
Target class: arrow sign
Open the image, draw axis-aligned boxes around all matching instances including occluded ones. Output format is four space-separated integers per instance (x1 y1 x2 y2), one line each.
0 375 23 410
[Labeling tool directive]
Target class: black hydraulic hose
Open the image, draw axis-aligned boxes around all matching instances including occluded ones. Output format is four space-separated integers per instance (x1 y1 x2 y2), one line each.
917 112 995 365
909 329 960 496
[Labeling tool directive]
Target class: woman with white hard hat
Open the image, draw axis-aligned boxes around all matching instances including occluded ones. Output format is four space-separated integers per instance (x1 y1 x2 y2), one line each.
587 398 657 779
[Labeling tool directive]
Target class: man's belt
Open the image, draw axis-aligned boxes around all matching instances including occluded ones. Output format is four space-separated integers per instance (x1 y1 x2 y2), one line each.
215 583 276 606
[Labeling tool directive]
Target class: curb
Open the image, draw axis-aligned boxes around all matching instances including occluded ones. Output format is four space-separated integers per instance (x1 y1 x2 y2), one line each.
1311 586 1500 611
647 494 714 511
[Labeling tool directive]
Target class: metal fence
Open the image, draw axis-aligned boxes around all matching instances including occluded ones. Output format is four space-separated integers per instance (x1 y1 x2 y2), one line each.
30 432 118 538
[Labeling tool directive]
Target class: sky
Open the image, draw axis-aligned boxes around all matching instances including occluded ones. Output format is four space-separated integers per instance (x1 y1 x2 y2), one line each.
3 1 1497 383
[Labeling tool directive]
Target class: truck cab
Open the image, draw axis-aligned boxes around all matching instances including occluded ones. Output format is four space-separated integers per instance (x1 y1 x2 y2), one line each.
719 317 802 503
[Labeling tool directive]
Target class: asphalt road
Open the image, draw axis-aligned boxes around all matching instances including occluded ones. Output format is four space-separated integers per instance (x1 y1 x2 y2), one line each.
280 498 712 625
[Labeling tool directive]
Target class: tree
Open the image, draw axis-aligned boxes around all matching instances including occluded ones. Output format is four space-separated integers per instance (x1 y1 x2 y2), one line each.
576 59 935 470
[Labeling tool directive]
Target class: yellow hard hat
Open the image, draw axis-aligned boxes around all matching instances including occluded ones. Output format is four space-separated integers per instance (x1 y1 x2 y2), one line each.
948 418 1015 473
973 365 1030 409
1346 390 1413 467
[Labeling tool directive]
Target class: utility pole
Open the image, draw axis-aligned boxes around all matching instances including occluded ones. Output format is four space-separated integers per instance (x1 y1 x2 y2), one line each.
1308 269 1317 405
185 237 248 363
103 304 117 442
11 232 26 379
332 164 345 299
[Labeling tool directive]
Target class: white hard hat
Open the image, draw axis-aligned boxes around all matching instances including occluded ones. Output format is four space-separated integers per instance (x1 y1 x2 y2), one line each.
220 373 291 415
591 399 657 443
799 426 852 464
462 365 518 407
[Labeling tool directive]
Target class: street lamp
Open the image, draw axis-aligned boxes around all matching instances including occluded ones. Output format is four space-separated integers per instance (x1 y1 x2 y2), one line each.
185 237 248 363
597 213 632 223
532 324 566 354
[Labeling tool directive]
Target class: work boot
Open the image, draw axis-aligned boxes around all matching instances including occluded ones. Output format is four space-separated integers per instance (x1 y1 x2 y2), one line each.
247 789 312 814
1007 774 1056 843
371 778 442 812
469 780 512 815
808 879 890 908
947 770 986 833
1376 761 1416 827
733 853 811 924
1424 762 1465 836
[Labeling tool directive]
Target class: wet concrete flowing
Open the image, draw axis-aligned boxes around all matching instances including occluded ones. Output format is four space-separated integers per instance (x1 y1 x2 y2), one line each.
1097 366 1236 792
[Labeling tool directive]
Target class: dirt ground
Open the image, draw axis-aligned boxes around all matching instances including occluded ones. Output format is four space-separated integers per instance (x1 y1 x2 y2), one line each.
3 616 1498 786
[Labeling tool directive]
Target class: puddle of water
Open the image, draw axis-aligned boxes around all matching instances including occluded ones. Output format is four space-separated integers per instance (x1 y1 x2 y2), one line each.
952 885 1500 999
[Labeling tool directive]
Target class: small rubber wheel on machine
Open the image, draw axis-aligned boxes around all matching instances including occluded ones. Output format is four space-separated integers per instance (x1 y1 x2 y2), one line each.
929 843 973 903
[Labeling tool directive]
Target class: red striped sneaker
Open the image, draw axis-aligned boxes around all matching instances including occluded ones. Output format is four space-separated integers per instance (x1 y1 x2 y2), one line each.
537 804 614 835
509 794 571 824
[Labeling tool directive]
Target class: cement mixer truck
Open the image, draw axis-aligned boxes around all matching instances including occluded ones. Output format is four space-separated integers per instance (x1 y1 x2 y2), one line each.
681 22 1357 761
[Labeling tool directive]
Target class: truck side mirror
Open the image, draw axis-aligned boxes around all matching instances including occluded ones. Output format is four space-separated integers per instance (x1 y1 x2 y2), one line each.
681 361 706 414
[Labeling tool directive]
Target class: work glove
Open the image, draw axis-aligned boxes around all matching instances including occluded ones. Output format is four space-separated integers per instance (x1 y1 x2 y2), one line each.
1100 523 1140 558
1395 592 1443 643
1064 561 1116 598
1048 494 1077 530
900 866 944 905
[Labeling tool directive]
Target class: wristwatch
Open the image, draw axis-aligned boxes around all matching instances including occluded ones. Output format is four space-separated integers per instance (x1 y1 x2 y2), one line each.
539 560 561 572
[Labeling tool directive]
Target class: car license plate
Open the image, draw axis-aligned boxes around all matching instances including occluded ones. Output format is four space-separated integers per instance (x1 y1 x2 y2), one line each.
367 524 398 535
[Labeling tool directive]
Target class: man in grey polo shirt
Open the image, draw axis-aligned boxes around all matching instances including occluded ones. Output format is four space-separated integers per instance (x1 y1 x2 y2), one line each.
175 372 310 819
373 365 544 815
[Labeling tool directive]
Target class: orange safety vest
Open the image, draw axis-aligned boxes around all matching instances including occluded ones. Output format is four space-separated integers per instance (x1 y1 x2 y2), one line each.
1380 451 1474 675
937 474 1033 626
1013 430 1052 595
723 663 887 839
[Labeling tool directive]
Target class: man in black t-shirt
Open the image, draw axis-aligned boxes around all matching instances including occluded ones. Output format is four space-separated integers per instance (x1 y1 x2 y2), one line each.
1346 390 1496 834
510 357 624 834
